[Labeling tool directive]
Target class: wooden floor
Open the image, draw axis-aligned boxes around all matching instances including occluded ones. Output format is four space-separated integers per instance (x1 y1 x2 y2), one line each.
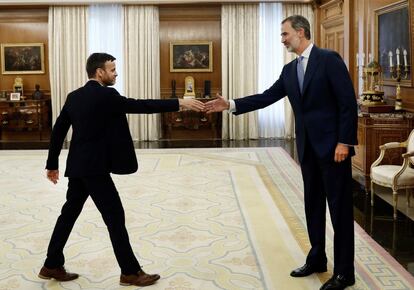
0 129 50 149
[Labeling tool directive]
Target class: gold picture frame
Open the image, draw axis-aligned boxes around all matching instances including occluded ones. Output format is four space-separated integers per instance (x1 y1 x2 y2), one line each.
1 43 45 75
375 0 411 85
170 41 213 72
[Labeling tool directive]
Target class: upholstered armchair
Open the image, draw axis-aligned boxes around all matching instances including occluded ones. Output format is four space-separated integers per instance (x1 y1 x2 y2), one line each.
370 129 414 219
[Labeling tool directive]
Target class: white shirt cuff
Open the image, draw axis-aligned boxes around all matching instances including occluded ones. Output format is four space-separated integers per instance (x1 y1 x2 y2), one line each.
228 99 236 113
339 143 354 147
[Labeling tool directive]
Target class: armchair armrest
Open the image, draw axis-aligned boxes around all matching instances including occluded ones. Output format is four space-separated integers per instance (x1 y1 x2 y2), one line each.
379 141 406 150
372 142 408 169
393 150 414 183
402 150 414 158
371 149 386 169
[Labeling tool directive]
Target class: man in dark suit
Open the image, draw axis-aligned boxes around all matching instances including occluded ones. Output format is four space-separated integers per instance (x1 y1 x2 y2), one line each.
205 15 358 290
38 53 204 287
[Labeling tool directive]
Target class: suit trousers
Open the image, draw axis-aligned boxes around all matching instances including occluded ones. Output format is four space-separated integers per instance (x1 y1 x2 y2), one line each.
300 143 355 277
44 175 141 275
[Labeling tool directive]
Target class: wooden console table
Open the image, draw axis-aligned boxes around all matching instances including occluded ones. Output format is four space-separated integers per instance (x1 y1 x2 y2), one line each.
162 98 221 139
0 99 51 141
352 112 414 188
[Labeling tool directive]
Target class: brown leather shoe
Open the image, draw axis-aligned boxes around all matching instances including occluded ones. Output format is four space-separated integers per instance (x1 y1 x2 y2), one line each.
38 266 79 281
120 270 160 286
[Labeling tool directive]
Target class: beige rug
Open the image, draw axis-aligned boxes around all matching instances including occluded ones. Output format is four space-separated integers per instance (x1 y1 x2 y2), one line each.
0 148 413 290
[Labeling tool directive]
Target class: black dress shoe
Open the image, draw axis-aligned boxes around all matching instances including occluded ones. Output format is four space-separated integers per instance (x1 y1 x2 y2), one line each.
290 264 327 277
320 274 355 290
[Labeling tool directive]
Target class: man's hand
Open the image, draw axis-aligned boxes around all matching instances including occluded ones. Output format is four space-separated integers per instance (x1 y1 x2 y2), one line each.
205 93 229 114
334 143 349 163
46 169 59 184
178 98 205 111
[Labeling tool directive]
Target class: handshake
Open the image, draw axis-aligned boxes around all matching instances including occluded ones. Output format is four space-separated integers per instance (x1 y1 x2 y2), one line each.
178 93 230 114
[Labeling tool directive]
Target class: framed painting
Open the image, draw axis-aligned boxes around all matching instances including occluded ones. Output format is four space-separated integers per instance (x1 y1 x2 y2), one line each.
170 41 213 72
375 0 411 85
9 92 21 101
1 43 45 75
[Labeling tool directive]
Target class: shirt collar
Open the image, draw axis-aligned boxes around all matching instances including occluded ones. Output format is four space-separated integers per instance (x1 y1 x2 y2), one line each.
300 43 314 59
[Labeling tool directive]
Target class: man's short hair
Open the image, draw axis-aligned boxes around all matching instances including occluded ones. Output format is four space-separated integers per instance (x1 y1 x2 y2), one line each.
282 15 311 40
86 53 116 78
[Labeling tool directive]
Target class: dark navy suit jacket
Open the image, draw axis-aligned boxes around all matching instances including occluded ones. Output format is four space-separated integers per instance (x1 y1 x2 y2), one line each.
46 80 179 177
234 46 358 163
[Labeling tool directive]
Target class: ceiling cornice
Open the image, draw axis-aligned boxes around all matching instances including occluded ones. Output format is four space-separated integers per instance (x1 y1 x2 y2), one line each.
0 0 313 6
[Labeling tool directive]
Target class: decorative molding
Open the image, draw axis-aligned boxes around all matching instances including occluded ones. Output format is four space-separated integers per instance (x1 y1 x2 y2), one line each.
320 0 344 20
321 15 343 28
0 0 314 5
311 0 321 10
319 0 343 8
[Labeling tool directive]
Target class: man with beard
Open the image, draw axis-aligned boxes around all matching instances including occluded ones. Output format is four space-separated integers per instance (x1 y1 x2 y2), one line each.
204 15 357 290
38 53 205 287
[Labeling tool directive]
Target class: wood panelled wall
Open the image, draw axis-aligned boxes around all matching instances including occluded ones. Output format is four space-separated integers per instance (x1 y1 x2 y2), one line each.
316 0 414 112
5 1 412 112
159 5 221 99
0 7 49 95
317 0 346 58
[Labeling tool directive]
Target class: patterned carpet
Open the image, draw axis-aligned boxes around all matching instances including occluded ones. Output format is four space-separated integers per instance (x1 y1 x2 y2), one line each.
0 148 413 290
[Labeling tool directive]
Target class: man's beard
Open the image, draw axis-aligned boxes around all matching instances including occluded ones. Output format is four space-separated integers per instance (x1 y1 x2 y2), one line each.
103 79 115 87
287 38 300 53
286 45 294 52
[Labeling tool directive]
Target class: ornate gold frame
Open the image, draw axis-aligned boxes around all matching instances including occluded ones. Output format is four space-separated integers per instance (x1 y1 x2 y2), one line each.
170 41 213 72
1 43 45 75
375 0 411 86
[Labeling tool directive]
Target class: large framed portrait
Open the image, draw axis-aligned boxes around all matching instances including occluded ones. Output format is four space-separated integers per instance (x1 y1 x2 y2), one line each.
1 43 45 75
375 0 411 85
170 41 213 72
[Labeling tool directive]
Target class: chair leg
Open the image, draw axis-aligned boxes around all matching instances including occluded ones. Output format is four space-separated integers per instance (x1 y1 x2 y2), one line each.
370 181 374 206
410 189 413 207
393 190 398 220
407 188 412 208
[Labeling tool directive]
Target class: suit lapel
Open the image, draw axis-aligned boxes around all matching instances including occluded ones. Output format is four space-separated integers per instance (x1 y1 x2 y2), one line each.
302 46 320 96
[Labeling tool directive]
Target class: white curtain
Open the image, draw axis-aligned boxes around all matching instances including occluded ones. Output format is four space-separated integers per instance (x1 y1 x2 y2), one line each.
258 3 284 138
221 4 259 140
88 4 124 94
282 3 314 139
48 6 88 141
123 6 161 141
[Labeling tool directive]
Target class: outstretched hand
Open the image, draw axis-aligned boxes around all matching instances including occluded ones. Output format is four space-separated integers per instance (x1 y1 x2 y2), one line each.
205 93 229 114
178 98 205 112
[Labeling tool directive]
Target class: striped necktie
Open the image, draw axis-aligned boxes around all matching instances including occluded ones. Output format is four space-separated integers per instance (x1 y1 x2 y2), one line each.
297 56 305 94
